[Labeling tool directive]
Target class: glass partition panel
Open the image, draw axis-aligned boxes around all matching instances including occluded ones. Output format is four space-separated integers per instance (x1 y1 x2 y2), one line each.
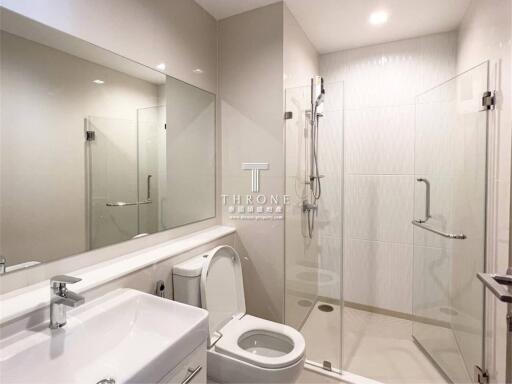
137 105 165 234
412 62 489 382
285 81 344 370
165 77 215 228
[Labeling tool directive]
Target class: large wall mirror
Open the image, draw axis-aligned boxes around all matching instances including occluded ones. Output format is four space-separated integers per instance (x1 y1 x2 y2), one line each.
0 9 216 274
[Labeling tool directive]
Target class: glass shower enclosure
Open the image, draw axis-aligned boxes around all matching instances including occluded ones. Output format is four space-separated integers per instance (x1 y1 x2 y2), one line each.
284 64 489 382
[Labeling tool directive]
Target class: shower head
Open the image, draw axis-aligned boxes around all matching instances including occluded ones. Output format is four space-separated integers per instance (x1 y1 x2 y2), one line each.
315 89 325 107
314 77 325 114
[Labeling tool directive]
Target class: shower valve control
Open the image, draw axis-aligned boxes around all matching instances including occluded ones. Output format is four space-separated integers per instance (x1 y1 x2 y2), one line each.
302 201 317 212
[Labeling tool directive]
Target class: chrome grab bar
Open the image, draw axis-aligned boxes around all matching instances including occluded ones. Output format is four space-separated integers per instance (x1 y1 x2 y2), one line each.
147 175 152 200
416 178 431 223
106 200 152 207
411 220 466 239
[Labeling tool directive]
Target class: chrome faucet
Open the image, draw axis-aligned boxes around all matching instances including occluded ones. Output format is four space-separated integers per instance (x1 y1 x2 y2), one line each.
0 256 6 274
49 275 85 329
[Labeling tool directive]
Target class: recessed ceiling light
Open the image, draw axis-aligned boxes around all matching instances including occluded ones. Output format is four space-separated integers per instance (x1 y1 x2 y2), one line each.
369 10 389 26
156 63 166 71
93 79 105 84
193 68 203 74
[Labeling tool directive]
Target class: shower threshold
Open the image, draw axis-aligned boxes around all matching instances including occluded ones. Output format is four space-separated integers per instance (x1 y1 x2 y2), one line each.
303 360 382 384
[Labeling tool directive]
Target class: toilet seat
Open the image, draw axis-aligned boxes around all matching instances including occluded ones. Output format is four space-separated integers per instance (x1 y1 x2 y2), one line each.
200 246 306 370
215 315 305 369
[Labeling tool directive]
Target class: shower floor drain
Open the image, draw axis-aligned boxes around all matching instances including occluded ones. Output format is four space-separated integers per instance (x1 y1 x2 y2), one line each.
298 299 313 307
440 307 458 316
318 304 334 312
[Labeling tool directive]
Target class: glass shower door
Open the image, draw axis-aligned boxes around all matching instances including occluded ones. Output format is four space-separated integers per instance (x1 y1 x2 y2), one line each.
87 116 139 249
284 81 344 371
87 108 164 250
412 62 489 382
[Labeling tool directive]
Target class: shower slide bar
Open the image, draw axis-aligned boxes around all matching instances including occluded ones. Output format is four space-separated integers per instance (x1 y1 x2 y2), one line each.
411 220 466 239
106 200 152 207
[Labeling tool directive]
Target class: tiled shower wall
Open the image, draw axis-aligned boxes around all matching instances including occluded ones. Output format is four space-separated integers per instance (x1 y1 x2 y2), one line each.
320 32 458 314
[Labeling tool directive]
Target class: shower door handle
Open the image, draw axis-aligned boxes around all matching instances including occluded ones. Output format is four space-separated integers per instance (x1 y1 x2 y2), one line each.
412 220 466 239
106 200 152 207
147 175 152 200
416 178 431 223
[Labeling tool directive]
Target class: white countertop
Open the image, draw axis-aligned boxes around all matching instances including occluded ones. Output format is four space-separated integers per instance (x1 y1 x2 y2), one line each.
0 225 235 325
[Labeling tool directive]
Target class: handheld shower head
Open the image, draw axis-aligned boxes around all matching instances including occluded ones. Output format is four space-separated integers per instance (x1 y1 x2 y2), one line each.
315 90 325 108
313 76 325 113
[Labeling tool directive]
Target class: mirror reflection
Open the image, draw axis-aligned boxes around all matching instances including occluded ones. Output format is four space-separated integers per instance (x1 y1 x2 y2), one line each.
0 11 215 273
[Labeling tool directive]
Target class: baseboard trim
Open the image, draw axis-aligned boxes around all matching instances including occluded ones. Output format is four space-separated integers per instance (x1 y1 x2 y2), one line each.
314 296 452 329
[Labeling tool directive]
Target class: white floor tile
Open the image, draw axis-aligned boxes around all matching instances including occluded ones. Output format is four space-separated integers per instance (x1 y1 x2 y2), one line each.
300 303 449 384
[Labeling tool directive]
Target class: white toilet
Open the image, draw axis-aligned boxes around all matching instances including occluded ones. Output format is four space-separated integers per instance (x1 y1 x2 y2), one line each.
173 245 306 383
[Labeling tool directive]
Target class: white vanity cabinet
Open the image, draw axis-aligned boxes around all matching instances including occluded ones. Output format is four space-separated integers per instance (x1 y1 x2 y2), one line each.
158 343 207 384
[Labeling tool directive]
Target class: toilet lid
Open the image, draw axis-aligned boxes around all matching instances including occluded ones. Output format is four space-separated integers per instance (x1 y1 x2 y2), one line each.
200 246 246 344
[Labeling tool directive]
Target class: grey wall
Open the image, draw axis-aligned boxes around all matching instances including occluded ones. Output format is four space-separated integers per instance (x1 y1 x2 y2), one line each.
283 4 319 89
219 3 285 322
219 2 322 323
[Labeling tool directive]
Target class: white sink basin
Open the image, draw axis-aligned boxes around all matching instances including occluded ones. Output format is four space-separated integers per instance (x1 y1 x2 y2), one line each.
0 288 209 383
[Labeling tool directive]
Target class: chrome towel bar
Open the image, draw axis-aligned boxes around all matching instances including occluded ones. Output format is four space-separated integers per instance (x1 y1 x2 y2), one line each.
411 220 466 239
106 200 152 207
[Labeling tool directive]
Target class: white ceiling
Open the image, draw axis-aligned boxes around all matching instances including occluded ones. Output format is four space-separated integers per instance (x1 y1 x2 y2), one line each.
195 0 281 20
195 0 472 54
285 0 471 53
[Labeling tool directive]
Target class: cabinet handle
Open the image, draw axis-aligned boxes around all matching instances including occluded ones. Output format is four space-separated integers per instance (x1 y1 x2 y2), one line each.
181 366 202 384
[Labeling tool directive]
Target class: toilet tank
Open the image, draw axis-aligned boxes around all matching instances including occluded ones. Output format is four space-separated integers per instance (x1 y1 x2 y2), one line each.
172 254 207 307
